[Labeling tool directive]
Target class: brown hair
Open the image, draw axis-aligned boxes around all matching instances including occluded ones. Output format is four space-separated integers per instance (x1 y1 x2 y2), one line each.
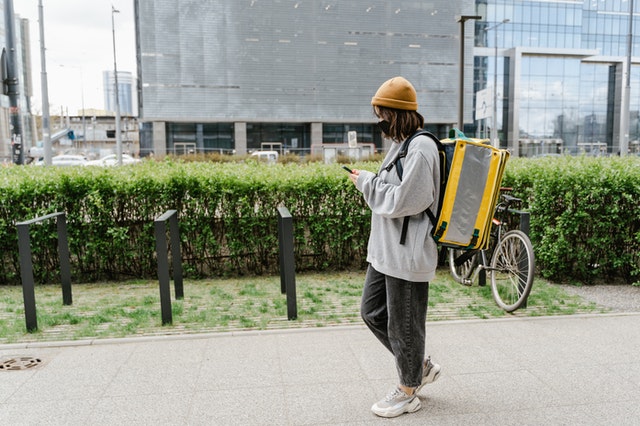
374 105 425 142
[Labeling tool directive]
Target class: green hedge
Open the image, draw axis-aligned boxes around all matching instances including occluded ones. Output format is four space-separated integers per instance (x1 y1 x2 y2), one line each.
1 156 639 285
0 160 373 284
503 156 640 284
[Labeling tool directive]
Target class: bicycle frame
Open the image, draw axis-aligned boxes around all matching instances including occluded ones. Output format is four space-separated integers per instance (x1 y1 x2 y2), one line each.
448 190 536 312
451 194 517 286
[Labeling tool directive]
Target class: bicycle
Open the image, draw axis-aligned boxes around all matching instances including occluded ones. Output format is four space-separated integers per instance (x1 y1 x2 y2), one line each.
448 189 535 312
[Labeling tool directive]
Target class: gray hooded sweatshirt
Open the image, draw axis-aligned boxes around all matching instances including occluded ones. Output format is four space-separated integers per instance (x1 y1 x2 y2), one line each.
356 134 440 282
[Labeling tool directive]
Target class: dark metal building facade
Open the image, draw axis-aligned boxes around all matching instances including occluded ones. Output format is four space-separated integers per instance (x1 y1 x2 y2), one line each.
134 0 474 156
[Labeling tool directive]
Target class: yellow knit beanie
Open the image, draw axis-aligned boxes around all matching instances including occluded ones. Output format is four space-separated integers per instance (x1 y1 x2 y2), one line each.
371 77 418 111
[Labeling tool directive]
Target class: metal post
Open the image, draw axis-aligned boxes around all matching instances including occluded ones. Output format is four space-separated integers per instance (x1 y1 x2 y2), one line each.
518 211 530 236
620 0 635 156
493 27 499 147
57 214 72 305
38 0 52 165
518 211 530 308
278 212 286 294
277 207 297 320
506 208 531 308
16 212 74 332
17 224 37 332
154 217 172 325
169 212 184 299
456 15 482 131
154 210 184 324
4 0 24 165
112 6 123 165
486 19 510 148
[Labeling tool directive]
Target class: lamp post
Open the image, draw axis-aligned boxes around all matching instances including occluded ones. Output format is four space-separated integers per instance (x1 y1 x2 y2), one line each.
486 18 510 147
4 0 24 164
37 0 52 165
620 0 634 156
111 5 122 165
457 15 482 131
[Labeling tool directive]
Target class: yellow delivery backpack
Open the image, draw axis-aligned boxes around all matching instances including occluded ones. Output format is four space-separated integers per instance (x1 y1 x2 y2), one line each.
389 129 509 250
434 134 510 250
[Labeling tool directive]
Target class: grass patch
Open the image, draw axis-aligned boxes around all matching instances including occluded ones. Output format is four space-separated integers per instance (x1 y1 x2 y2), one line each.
0 268 607 344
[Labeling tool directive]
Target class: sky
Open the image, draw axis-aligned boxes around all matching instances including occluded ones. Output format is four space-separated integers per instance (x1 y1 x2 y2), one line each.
13 0 137 115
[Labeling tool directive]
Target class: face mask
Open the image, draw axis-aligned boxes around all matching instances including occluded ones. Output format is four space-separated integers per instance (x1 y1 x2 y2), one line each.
377 120 391 134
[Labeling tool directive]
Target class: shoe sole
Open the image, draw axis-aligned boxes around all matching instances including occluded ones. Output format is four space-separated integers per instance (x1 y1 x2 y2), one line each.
416 364 441 394
372 396 421 418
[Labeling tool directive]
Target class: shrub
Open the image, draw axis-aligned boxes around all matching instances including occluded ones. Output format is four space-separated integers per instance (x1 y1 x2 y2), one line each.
1 155 638 285
503 156 640 284
0 160 376 284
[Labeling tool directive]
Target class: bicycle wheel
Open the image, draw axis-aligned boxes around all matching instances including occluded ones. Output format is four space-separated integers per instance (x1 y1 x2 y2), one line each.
449 248 477 285
489 230 535 312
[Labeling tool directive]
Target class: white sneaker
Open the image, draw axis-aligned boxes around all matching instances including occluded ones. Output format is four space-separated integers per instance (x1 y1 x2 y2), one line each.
371 387 421 418
416 356 441 393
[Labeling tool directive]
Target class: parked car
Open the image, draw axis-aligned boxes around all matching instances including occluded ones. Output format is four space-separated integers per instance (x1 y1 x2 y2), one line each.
34 154 87 167
250 150 279 164
85 154 142 167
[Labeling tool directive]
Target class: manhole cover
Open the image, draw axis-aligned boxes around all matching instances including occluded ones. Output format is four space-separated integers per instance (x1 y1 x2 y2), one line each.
0 357 42 371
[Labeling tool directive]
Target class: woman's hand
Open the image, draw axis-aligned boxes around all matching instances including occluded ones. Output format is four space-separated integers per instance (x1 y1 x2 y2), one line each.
348 169 360 185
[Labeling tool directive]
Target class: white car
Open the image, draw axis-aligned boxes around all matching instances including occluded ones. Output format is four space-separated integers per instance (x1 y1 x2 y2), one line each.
85 154 142 167
250 150 279 164
34 154 87 167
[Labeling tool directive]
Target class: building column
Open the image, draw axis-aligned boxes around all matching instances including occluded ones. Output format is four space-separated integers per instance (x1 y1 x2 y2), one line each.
234 122 247 155
613 60 625 155
506 48 520 157
196 124 204 152
153 121 166 157
311 122 323 147
0 109 10 159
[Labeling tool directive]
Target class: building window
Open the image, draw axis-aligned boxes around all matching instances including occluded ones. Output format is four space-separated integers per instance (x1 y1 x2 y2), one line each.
166 122 234 155
518 56 615 155
323 123 381 148
202 123 234 153
246 123 310 153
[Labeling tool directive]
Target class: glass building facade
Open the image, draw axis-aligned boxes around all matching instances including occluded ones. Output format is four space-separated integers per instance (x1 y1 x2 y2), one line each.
103 71 135 116
134 0 475 156
473 0 640 155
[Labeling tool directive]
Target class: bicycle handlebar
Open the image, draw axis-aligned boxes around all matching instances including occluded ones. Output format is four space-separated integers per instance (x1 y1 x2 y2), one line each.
501 194 521 204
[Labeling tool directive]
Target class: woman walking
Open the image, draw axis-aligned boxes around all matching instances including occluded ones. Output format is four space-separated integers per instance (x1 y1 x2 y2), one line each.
347 76 442 418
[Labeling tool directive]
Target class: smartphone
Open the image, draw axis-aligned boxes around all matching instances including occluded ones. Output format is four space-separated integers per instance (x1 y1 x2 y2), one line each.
342 166 353 173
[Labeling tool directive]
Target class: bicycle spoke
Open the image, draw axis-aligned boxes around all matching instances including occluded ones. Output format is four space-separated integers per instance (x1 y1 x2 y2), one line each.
490 230 535 312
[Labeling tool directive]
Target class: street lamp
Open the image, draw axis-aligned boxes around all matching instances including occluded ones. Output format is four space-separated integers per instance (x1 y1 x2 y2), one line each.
457 15 482 131
620 0 635 156
486 18 510 147
111 5 122 165
38 0 52 165
4 0 24 164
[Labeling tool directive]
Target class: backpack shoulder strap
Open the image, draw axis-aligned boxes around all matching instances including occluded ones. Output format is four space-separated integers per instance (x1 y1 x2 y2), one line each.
385 130 440 244
385 130 439 180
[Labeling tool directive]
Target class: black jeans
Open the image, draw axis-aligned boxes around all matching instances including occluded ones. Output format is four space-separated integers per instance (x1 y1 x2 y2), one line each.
360 265 429 388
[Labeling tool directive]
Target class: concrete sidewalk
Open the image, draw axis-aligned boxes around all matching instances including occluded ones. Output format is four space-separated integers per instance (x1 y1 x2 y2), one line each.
1 313 639 425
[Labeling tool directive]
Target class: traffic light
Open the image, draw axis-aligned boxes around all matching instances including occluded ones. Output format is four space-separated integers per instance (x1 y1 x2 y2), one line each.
67 130 75 140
